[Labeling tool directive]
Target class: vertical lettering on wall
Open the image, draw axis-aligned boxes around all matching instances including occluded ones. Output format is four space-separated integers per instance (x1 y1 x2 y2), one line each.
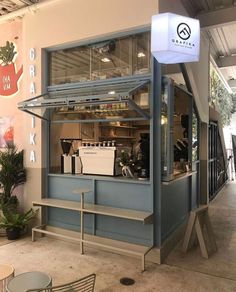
30 116 36 162
29 133 36 145
31 116 35 128
30 82 36 95
29 48 37 163
29 48 36 61
29 64 35 77
29 48 36 96
30 150 36 162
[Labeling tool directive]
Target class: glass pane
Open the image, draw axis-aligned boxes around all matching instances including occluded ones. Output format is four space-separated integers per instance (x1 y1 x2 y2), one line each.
192 108 199 162
49 46 91 85
19 78 150 122
173 86 190 175
49 32 151 86
91 38 132 80
50 84 150 122
161 79 169 177
133 33 150 75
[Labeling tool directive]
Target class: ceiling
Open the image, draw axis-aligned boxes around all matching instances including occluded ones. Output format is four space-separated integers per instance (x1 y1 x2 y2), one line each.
181 0 236 94
0 0 39 16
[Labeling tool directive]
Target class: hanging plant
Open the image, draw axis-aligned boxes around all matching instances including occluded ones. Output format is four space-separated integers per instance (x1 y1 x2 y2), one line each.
210 68 235 126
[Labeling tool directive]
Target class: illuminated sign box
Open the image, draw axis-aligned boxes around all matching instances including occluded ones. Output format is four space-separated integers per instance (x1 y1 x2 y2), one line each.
151 13 200 64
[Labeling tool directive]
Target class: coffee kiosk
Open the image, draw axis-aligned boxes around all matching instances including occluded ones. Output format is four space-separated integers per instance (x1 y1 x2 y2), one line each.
18 29 199 266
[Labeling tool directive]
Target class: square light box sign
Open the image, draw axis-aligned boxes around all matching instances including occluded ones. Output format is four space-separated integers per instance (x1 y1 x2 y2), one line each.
151 13 200 64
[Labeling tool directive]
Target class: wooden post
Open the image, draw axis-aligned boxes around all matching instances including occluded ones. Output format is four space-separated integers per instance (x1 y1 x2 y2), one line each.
182 205 217 258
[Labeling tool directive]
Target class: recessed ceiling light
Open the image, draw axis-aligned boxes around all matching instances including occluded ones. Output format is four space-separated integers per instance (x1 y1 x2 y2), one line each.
101 57 111 62
138 52 145 58
108 91 115 94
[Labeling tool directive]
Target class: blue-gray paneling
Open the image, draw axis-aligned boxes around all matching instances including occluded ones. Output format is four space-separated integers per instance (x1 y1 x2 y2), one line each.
191 172 198 209
191 162 200 209
47 175 153 245
95 180 152 210
96 216 152 245
48 208 93 233
48 176 93 202
161 177 190 241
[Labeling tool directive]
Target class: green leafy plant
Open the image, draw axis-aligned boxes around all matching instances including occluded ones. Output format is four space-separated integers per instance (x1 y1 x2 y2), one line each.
0 208 38 231
118 150 132 167
210 67 235 126
0 41 17 65
0 143 26 212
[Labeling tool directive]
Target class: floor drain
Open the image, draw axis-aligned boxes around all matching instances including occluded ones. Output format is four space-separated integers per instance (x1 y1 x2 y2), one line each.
120 277 135 286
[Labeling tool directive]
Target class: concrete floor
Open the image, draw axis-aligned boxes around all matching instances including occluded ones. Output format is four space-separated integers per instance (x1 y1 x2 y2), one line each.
1 182 236 291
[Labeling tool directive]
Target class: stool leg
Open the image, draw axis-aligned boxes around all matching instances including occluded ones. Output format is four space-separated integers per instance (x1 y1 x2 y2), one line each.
5 273 14 292
2 279 5 292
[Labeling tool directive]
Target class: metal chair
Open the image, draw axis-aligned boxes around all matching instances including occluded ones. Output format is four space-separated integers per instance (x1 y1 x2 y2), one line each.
25 273 96 292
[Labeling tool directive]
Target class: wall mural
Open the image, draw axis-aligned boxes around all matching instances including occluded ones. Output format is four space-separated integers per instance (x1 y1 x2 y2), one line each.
0 41 23 97
0 116 14 148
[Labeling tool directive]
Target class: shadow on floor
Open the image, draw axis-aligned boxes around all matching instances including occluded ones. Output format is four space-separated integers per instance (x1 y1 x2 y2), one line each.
165 182 236 282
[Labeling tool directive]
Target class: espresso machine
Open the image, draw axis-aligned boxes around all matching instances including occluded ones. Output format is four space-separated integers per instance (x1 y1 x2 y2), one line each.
136 133 150 180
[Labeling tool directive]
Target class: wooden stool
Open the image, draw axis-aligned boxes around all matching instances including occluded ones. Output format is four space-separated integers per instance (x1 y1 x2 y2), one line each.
0 264 14 292
182 205 217 258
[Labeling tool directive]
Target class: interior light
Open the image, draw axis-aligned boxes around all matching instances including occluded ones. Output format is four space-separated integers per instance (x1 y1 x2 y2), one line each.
101 57 111 62
138 52 145 58
161 115 167 125
108 91 115 94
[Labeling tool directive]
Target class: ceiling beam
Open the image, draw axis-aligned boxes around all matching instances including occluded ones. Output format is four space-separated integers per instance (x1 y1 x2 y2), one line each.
180 0 196 17
216 55 236 68
198 5 236 28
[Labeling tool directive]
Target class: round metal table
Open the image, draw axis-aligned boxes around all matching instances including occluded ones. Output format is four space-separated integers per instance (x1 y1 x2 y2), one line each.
6 271 52 292
0 264 14 292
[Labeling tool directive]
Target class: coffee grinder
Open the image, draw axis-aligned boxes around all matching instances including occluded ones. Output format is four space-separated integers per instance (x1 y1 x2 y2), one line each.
136 133 150 180
60 139 72 173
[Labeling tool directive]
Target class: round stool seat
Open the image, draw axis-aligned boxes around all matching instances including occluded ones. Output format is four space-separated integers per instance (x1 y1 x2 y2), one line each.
7 271 51 292
0 265 14 281
0 264 14 292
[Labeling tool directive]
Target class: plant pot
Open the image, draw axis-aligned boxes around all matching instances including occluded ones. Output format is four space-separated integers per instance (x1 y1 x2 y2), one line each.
6 227 21 240
121 166 134 178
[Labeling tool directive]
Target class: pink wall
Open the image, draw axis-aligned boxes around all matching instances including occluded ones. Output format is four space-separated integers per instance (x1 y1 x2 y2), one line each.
0 20 24 150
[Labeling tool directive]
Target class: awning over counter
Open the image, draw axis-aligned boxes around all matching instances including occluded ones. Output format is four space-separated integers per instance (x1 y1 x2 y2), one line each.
18 75 151 123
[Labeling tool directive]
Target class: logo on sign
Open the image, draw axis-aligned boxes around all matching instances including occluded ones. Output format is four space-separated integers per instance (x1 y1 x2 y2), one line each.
177 23 191 40
151 13 200 64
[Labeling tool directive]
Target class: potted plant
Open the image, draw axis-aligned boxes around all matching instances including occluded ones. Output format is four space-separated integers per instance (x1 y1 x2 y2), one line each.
0 142 26 214
0 208 38 240
118 150 134 178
